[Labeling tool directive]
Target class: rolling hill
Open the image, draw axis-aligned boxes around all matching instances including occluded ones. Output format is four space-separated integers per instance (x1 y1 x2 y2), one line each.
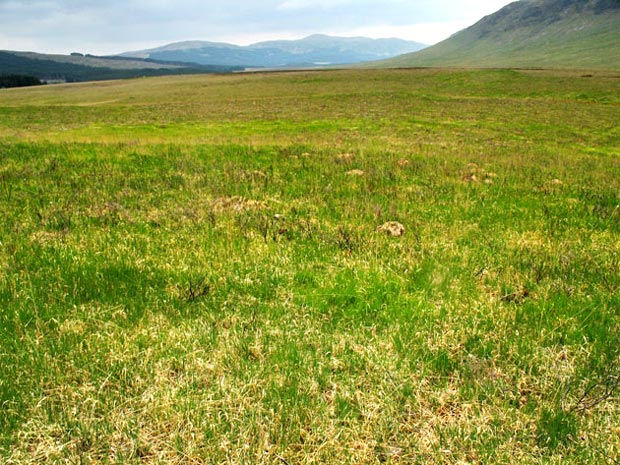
121 34 427 68
0 51 240 83
379 0 620 69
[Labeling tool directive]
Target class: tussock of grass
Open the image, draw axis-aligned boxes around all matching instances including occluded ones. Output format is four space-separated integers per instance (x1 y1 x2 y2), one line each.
1 69 620 464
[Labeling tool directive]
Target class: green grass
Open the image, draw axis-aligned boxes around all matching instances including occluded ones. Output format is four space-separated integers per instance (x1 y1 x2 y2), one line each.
1 69 619 464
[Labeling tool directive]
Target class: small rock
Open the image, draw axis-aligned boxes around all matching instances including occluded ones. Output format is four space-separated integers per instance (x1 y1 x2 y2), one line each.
376 221 405 237
346 169 365 176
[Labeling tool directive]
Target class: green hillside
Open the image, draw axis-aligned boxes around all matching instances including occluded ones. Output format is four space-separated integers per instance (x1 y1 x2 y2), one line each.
10 52 186 70
380 0 620 69
0 51 240 83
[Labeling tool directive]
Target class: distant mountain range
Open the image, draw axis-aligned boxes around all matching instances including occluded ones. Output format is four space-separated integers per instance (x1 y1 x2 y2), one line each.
0 35 427 83
120 34 428 68
377 0 620 69
4 0 617 84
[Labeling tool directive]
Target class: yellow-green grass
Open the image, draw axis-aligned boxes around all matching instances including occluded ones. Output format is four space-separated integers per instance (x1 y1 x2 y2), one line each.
1 69 619 464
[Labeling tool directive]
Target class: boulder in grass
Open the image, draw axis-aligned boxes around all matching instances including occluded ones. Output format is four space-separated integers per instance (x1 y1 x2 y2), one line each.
376 221 405 237
346 169 365 177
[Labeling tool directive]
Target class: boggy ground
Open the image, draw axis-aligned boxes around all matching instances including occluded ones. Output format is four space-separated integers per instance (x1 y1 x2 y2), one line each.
1 68 619 464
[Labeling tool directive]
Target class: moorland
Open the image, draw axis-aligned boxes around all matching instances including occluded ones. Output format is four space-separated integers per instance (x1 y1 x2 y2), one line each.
1 68 619 464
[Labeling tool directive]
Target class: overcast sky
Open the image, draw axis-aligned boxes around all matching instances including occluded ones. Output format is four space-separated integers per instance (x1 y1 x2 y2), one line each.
0 0 515 55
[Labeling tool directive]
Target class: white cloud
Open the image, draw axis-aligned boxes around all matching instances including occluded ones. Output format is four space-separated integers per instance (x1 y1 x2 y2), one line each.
336 20 474 45
278 0 323 9
0 0 515 54
277 0 410 10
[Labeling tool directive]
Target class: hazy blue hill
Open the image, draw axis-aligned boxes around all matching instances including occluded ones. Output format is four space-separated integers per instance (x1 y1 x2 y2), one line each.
250 34 423 56
121 35 428 67
377 0 620 69
121 41 241 59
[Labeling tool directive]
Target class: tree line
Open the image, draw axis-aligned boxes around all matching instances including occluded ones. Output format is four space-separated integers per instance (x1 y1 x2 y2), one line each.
1 51 241 84
0 74 43 89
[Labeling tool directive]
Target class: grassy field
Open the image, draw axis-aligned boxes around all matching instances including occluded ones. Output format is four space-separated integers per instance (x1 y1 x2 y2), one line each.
1 68 620 464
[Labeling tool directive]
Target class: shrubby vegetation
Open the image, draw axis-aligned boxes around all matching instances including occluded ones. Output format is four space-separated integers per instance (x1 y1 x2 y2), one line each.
0 74 43 89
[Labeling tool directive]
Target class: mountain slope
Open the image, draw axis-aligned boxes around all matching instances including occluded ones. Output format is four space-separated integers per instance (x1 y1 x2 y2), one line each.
0 51 240 82
121 35 427 67
380 0 620 69
9 52 185 70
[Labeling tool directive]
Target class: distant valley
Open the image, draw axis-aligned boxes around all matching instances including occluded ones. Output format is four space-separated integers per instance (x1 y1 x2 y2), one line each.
0 34 427 84
3 0 618 86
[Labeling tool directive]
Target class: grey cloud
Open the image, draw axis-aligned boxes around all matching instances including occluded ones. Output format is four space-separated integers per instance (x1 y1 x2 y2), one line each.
0 0 513 54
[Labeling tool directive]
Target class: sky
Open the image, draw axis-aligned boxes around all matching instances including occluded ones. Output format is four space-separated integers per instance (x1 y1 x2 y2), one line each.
0 0 515 55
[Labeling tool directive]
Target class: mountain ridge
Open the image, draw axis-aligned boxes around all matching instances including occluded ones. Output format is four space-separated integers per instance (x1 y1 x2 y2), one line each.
376 0 620 69
121 34 428 68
